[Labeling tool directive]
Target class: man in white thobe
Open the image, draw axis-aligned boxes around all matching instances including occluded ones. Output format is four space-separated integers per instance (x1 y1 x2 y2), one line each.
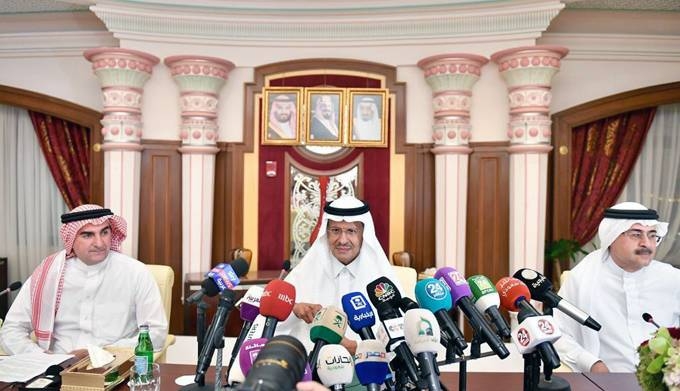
0 204 168 354
275 195 403 356
554 201 680 372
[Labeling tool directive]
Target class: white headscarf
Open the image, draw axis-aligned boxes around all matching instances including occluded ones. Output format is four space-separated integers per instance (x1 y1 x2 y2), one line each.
597 201 669 253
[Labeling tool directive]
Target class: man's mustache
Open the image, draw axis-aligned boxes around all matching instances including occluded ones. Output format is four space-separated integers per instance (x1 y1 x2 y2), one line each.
635 248 653 255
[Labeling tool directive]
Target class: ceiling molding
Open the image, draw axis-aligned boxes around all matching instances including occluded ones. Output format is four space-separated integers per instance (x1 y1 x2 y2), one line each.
90 1 563 44
0 31 117 58
539 33 680 62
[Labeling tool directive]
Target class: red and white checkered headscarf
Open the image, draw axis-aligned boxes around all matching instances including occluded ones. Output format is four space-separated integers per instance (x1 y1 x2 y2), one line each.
59 204 127 258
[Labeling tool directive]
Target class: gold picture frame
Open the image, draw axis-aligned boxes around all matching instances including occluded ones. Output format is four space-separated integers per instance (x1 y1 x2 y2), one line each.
348 89 388 147
261 87 303 145
305 88 345 145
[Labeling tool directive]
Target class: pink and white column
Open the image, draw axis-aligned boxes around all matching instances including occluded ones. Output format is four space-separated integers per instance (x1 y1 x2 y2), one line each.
164 55 235 275
418 54 488 272
84 48 159 257
491 45 568 274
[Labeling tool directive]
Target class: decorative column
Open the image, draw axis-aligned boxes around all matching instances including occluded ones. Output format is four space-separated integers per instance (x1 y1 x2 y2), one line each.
84 48 159 257
164 55 234 276
418 54 488 273
491 45 568 275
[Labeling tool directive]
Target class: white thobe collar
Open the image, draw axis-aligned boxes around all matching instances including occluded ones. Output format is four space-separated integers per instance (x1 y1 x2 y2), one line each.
70 253 111 273
328 254 361 280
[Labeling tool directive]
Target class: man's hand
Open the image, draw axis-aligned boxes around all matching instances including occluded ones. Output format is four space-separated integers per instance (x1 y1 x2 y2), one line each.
590 361 610 373
293 303 322 323
297 381 329 390
340 337 357 356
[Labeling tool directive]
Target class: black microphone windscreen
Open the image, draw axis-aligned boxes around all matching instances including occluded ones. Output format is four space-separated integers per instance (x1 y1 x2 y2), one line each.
231 258 250 276
9 281 21 291
282 260 291 271
642 312 653 322
201 278 221 297
239 335 307 391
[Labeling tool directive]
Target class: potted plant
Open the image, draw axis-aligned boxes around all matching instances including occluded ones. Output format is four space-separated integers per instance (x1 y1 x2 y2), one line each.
545 239 588 291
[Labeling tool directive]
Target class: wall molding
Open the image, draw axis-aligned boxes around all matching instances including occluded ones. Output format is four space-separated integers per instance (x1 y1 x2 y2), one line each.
539 33 680 62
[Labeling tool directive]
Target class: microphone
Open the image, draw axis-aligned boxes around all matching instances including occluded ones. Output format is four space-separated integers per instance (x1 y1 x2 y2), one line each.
308 306 348 373
467 274 511 339
414 278 467 353
643 313 660 329
341 292 376 340
231 286 263 365
435 267 509 359
317 344 354 391
366 276 421 386
404 308 443 391
238 338 268 377
354 340 390 391
259 279 296 339
237 335 308 391
0 281 21 297
228 286 264 375
513 268 601 331
184 259 250 304
399 297 420 313
279 259 292 280
496 277 562 370
194 289 237 385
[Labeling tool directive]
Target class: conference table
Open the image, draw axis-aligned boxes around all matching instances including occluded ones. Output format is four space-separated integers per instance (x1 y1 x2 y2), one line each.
115 364 642 390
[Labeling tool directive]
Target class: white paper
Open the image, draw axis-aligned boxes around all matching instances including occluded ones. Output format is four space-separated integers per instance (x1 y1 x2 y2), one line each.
0 352 73 382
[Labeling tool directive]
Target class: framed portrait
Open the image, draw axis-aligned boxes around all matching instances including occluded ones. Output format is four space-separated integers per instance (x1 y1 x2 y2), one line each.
262 87 303 145
348 89 388 147
305 88 345 145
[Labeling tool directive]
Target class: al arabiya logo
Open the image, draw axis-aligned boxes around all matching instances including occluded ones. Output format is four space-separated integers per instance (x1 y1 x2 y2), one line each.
425 281 446 300
374 282 395 302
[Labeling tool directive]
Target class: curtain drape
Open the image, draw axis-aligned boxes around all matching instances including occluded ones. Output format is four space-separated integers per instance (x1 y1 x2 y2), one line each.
28 111 90 210
619 103 680 266
0 104 68 286
571 108 656 245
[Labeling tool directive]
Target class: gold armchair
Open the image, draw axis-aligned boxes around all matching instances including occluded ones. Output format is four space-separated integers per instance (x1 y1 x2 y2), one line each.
145 264 176 363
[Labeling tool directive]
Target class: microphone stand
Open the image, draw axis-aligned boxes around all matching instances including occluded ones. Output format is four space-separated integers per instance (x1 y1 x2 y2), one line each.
182 290 236 391
196 299 209 357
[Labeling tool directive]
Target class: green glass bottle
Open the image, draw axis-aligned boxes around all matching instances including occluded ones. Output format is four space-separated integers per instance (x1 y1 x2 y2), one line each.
134 324 154 376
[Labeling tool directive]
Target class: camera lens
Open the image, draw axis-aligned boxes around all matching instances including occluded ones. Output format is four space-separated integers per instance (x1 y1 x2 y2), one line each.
238 335 307 391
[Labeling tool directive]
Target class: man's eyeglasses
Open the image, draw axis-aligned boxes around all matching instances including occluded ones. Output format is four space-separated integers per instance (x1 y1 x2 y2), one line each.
621 229 662 244
327 227 361 238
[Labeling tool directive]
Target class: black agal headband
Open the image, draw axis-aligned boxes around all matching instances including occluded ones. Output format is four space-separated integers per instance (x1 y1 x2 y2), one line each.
61 208 114 224
603 208 659 220
324 200 370 216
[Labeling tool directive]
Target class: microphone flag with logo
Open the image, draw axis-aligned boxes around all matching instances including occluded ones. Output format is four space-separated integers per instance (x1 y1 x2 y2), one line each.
354 339 390 391
496 277 562 370
366 276 421 386
308 306 348 373
342 291 376 340
435 267 509 359
317 344 355 390
467 274 511 339
513 268 601 331
414 278 467 353
404 308 442 391
259 279 296 339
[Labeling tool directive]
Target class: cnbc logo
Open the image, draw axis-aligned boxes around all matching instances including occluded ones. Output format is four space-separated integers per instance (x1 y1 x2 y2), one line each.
374 282 395 302
424 281 446 300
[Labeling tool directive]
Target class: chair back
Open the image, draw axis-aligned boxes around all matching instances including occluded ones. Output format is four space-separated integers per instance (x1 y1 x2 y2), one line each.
145 264 174 321
392 265 417 301
391 251 413 268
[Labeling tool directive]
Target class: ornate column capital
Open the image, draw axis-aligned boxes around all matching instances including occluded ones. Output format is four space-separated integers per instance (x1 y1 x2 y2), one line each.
418 53 488 148
164 55 235 148
491 45 568 146
84 47 159 145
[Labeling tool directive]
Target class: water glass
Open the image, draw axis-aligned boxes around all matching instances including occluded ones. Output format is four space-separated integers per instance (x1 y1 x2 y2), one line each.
128 363 160 391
